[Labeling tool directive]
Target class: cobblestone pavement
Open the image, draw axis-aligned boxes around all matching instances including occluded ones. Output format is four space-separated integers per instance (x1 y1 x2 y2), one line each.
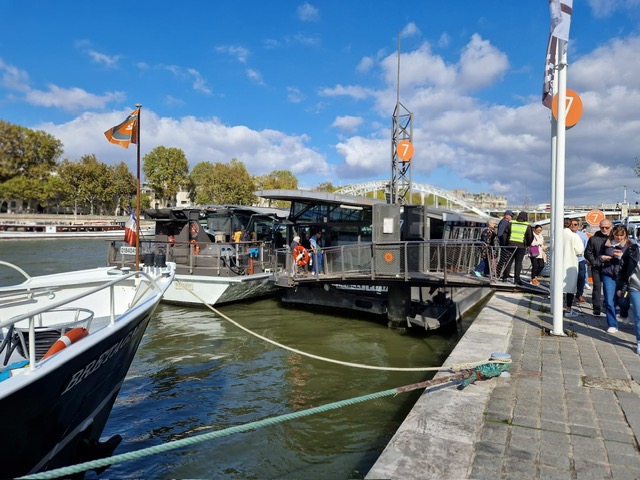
367 291 640 480
471 293 640 480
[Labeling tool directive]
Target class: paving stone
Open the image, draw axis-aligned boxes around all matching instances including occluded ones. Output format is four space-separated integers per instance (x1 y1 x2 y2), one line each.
365 293 640 480
478 422 509 444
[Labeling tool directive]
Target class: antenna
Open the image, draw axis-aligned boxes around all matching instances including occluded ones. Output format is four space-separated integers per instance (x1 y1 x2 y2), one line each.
389 32 413 205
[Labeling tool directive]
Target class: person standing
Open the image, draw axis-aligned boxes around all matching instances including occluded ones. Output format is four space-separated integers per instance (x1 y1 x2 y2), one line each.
300 232 312 272
529 225 547 286
584 219 613 316
573 222 589 302
309 231 324 275
290 235 301 275
615 240 640 354
496 210 514 279
501 211 533 285
563 218 586 317
475 219 498 277
600 224 630 333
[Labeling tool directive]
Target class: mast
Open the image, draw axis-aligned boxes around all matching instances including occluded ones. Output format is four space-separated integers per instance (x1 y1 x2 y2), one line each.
135 104 142 272
389 33 413 205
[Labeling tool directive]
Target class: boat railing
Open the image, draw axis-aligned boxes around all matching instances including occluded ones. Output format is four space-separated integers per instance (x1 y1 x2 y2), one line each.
109 239 276 276
0 268 168 371
276 240 516 284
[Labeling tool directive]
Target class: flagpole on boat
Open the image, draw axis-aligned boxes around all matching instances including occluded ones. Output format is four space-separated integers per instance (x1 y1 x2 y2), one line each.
135 104 142 273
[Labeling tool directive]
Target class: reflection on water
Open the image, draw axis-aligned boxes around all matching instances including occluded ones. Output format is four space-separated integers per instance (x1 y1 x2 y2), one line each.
0 240 470 479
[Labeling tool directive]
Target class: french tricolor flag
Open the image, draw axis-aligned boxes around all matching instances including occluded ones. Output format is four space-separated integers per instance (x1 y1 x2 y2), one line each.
124 206 137 246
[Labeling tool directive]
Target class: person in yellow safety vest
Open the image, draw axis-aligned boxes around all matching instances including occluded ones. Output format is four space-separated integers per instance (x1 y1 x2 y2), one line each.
501 211 534 286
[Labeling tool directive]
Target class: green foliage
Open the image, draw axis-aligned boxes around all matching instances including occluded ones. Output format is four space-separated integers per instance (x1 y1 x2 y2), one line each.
190 161 216 205
142 146 189 207
109 161 136 215
210 158 257 205
254 169 298 208
0 120 62 183
314 181 337 192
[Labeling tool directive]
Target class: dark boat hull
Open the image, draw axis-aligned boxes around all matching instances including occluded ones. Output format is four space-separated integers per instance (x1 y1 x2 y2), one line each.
0 310 153 478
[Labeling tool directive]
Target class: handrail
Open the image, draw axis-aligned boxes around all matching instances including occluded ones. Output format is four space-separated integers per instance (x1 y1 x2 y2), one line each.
0 260 32 283
277 240 509 285
0 268 165 330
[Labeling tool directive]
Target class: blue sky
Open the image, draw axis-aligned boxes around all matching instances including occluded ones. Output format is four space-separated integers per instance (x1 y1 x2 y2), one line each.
2 1 640 206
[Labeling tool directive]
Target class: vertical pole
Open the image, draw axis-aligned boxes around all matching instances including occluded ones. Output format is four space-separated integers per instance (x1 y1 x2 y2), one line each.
135 104 142 273
551 41 568 336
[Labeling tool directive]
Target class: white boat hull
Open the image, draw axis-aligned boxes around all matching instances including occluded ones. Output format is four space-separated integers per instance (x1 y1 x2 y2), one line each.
162 272 278 306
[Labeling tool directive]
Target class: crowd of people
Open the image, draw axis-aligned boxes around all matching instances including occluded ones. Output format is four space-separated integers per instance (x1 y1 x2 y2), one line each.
487 210 640 355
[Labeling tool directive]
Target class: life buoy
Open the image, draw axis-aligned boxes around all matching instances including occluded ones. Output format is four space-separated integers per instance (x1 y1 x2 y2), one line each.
293 245 309 266
42 327 89 360
190 239 200 255
168 235 175 246
189 221 199 239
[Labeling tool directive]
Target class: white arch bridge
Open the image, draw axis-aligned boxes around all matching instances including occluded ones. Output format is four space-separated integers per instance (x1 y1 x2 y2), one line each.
335 180 488 217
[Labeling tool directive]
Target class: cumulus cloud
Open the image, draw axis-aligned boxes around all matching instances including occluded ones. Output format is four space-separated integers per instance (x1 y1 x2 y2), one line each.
37 110 331 182
331 33 640 204
331 115 363 133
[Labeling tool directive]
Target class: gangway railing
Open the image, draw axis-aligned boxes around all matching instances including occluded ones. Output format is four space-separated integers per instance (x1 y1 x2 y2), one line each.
275 241 518 287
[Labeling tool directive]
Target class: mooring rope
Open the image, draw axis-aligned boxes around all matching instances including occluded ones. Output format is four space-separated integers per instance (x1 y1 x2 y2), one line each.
19 362 510 480
180 280 511 373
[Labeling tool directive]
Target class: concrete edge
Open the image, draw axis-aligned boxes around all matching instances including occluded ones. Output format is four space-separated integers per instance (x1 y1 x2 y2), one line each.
366 292 521 479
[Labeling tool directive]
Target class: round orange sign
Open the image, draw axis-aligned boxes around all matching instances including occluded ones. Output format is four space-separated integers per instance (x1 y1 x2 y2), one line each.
552 89 583 128
384 252 394 263
396 140 414 162
585 209 605 226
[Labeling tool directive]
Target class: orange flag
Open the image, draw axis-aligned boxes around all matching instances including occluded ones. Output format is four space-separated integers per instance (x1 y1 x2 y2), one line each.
104 108 139 148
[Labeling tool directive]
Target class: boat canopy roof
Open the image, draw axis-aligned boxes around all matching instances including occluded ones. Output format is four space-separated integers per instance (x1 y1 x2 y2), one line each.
256 189 385 208
143 205 289 221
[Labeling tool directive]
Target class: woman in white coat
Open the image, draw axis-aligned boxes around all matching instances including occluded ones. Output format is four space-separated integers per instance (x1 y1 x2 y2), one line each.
563 218 585 316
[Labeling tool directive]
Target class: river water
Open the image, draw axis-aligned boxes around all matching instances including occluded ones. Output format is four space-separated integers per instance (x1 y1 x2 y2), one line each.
0 239 476 479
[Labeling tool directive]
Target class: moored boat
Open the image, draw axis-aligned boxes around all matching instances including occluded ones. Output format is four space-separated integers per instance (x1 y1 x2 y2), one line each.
0 259 175 477
108 205 288 306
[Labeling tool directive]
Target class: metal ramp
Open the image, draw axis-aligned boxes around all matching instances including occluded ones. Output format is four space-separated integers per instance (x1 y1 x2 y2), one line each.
275 240 550 295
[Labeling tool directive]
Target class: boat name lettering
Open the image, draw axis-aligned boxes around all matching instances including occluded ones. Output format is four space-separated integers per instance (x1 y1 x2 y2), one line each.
120 246 136 255
176 281 194 291
60 322 144 396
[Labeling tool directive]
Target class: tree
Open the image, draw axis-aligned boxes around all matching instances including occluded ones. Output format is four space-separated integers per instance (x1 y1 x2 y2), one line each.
0 120 63 183
56 155 113 215
108 161 136 215
190 161 216 205
142 146 189 207
209 158 257 205
254 170 298 208
314 182 337 192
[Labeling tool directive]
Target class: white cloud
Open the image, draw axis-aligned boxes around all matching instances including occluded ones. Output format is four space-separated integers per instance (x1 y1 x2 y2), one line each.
287 86 305 103
400 22 421 38
246 68 265 85
37 110 331 182
331 34 640 204
331 115 363 133
319 84 376 100
297 3 320 22
215 45 250 63
186 69 212 95
356 56 374 73
87 50 121 68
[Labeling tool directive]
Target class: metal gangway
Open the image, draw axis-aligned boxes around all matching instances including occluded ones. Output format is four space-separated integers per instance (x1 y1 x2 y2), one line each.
275 240 543 293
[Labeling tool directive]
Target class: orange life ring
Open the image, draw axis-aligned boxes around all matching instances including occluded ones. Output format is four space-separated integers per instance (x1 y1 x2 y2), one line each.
168 235 175 246
190 239 200 255
189 221 199 239
42 327 89 360
293 245 309 266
